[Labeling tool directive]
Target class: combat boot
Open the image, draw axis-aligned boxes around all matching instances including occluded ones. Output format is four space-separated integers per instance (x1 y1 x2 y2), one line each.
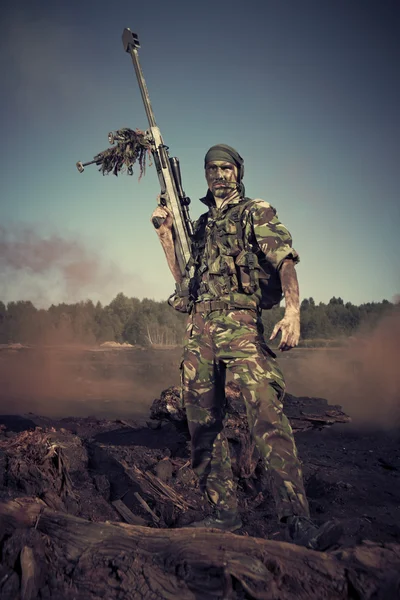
186 510 242 532
285 516 342 551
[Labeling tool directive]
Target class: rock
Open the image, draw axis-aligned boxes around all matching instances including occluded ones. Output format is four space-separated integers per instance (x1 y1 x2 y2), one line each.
93 474 111 499
155 459 174 483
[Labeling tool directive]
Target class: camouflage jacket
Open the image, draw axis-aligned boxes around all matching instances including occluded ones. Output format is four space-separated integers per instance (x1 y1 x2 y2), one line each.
169 195 299 313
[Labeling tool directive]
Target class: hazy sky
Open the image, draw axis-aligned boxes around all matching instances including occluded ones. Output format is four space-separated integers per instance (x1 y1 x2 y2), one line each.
1 0 399 307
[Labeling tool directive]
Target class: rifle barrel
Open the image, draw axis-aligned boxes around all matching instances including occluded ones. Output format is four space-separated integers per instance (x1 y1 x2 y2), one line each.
123 29 157 129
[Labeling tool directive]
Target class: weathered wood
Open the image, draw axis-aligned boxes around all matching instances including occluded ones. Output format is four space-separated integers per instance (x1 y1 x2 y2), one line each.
111 499 148 526
118 458 197 510
0 497 43 533
1 498 399 600
20 546 38 600
150 384 351 433
149 385 351 482
133 492 160 524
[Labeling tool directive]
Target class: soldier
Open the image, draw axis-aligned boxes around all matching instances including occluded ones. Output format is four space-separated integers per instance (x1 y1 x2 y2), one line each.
151 144 341 550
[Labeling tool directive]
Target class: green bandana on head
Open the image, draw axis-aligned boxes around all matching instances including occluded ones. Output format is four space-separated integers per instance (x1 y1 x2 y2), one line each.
204 144 244 181
201 144 246 207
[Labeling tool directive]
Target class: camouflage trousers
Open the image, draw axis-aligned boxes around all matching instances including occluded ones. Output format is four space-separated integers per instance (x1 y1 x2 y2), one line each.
181 309 310 521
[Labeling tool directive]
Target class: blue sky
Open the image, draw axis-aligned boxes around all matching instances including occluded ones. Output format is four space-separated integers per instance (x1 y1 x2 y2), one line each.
1 0 399 307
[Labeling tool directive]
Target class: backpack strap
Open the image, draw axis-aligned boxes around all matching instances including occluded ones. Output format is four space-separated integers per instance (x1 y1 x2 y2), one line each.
187 212 208 270
228 199 259 291
227 198 254 249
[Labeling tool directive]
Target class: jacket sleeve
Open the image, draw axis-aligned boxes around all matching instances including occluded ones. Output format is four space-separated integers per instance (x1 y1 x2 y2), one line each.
248 199 300 269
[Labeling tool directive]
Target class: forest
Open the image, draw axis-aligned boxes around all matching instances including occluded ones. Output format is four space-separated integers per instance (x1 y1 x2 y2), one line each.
0 294 397 347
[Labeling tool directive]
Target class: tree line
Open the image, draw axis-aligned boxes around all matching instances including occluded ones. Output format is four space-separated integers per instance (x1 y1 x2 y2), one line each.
0 294 397 347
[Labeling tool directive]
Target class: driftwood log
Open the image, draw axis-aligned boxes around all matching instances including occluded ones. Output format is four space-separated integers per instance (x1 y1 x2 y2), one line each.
1 497 399 600
150 383 351 481
150 383 351 432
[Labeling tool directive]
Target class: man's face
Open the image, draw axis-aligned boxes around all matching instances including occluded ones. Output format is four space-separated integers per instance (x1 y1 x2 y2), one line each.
205 161 238 199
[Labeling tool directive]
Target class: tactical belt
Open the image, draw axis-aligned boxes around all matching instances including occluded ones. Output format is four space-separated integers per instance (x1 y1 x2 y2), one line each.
192 300 257 314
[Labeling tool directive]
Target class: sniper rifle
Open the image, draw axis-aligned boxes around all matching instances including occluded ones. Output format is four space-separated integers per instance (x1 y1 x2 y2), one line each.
76 28 194 294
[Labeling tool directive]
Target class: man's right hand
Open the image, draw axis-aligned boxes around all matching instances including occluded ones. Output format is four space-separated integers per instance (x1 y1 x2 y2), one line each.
150 204 182 284
151 205 173 237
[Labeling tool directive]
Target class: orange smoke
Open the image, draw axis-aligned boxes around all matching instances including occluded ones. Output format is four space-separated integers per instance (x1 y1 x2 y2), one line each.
283 309 400 429
0 226 123 306
0 346 182 419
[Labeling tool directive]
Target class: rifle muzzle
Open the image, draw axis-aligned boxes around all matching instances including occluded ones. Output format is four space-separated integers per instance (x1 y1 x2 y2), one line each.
76 159 100 173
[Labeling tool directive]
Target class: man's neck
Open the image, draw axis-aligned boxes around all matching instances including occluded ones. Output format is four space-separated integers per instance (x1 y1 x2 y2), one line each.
214 188 241 210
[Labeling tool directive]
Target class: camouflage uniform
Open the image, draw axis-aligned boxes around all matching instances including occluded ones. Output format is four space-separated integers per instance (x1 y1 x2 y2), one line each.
170 195 310 521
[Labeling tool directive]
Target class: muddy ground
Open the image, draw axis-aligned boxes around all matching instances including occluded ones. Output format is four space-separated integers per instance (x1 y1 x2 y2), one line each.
1 411 399 549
